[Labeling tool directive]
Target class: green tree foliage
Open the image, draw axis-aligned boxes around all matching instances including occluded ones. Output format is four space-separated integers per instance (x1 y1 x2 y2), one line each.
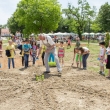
55 17 70 32
90 20 102 33
98 2 110 32
105 33 110 47
7 14 24 34
63 0 95 40
0 24 7 28
14 0 61 34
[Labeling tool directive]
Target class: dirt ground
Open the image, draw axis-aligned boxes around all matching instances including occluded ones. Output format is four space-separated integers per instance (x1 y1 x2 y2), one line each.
0 44 110 110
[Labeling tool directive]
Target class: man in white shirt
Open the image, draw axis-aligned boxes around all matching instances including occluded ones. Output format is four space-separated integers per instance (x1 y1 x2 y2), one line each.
98 35 102 42
38 34 61 74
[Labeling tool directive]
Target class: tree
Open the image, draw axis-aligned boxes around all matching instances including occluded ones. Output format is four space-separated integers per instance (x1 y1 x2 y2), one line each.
90 20 102 33
14 0 61 35
0 24 7 28
55 17 70 32
7 14 24 35
97 2 110 32
63 0 95 40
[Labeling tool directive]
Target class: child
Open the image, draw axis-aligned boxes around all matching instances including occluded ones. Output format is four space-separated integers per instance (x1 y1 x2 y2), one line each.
67 37 71 49
22 39 32 68
0 40 3 57
16 37 21 47
79 47 90 70
75 37 80 48
6 40 15 69
18 40 25 66
72 47 82 68
58 41 65 67
106 42 110 78
31 41 38 65
98 41 106 75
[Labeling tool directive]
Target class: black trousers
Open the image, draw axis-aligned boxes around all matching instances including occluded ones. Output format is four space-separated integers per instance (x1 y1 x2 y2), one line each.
22 56 24 66
41 52 45 65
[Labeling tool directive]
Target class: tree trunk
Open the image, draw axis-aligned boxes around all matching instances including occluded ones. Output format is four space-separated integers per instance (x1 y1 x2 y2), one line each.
77 28 82 40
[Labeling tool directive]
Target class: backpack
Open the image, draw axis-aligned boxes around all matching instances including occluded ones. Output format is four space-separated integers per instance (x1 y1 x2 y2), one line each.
6 50 11 57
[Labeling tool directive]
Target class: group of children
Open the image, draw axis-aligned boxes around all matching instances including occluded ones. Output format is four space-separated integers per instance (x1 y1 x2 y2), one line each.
0 36 89 70
57 37 90 70
1 35 110 78
5 39 38 69
58 36 110 77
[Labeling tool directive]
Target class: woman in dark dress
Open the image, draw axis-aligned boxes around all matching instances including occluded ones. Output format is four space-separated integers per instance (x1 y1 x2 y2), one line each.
106 43 110 78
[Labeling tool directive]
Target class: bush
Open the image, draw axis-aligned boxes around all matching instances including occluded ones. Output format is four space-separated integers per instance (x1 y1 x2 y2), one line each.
105 32 110 47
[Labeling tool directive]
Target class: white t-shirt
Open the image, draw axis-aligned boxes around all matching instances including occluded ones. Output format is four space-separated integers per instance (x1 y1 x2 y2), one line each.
99 36 102 40
100 47 105 56
106 47 110 55
40 35 55 47
37 41 40 44
83 47 89 52
16 39 21 45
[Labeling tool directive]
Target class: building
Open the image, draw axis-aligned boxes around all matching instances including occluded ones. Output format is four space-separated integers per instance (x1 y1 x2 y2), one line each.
1 28 10 37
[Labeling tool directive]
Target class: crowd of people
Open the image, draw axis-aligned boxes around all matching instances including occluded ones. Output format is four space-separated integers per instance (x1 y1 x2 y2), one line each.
0 34 110 78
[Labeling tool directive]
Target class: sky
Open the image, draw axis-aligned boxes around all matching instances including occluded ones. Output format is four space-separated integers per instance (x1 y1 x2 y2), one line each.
0 0 110 25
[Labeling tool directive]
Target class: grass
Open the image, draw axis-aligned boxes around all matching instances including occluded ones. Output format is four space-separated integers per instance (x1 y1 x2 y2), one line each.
72 39 99 44
2 40 8 44
80 40 99 43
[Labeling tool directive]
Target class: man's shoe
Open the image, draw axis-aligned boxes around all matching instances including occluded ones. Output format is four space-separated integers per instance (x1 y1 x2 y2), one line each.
83 67 87 70
43 71 50 74
101 72 105 76
99 71 102 74
58 70 62 74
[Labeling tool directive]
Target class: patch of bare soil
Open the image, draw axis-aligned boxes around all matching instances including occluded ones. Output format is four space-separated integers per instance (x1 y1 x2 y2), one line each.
0 44 110 110
0 65 110 110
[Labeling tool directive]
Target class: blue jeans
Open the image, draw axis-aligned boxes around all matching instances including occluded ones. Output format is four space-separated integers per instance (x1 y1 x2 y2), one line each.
8 58 15 69
49 53 54 62
82 54 89 68
24 54 29 68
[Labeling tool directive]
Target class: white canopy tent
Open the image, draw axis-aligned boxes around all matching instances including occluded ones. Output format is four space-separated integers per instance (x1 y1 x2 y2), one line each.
49 32 75 37
90 32 95 38
83 32 89 36
90 32 95 35
95 33 101 35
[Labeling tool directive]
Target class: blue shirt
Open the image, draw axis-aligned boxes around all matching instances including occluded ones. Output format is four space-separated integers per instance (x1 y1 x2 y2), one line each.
22 44 32 54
